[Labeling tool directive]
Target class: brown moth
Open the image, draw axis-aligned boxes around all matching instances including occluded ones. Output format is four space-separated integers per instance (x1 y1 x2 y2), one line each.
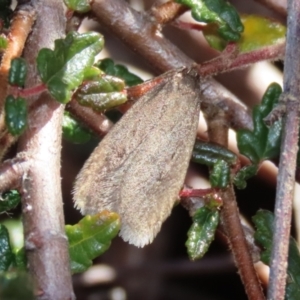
73 67 201 247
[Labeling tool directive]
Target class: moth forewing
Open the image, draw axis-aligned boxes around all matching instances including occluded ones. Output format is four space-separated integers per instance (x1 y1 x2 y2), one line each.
73 68 201 247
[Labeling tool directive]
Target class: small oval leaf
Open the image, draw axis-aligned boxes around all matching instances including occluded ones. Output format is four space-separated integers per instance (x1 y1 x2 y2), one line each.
5 96 28 136
66 211 120 274
0 35 7 51
192 141 237 166
64 0 91 13
186 206 219 260
203 14 286 52
0 224 13 271
210 159 230 188
96 58 143 87
233 164 258 189
176 0 243 42
237 83 282 164
9 58 27 87
37 32 104 103
75 75 127 111
0 190 21 213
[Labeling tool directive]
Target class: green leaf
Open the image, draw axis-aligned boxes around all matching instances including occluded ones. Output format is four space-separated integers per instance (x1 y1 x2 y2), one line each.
37 31 104 103
62 112 92 144
233 164 258 189
0 271 34 300
176 0 243 41
203 14 286 52
82 66 103 81
5 96 27 136
191 142 234 188
64 0 91 13
75 75 127 111
210 159 230 188
0 36 7 50
186 206 219 260
8 58 27 87
253 210 300 299
238 15 286 53
237 83 282 164
96 58 143 87
0 190 20 213
202 24 227 51
192 140 237 166
0 225 14 271
82 76 125 93
66 211 120 274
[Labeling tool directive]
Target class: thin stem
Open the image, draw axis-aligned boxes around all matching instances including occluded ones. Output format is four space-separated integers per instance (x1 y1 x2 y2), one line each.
126 78 163 101
201 80 253 131
203 106 265 300
66 99 113 137
179 188 215 198
91 0 192 71
267 1 300 299
10 83 47 98
221 187 265 300
0 156 29 191
172 20 207 31
198 42 285 77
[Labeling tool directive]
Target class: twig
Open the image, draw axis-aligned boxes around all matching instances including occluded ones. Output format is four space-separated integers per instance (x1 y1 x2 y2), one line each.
0 156 29 191
0 7 36 133
17 1 75 299
198 42 285 77
66 99 113 137
91 0 192 71
203 106 265 300
201 79 253 131
267 0 300 299
218 218 262 264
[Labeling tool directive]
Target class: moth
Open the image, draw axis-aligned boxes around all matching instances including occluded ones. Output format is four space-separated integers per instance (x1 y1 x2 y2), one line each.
73 67 201 247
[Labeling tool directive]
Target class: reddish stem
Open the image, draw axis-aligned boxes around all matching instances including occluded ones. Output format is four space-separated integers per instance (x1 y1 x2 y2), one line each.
126 78 163 101
180 187 215 198
203 104 265 300
66 99 114 137
172 20 207 31
10 83 47 98
198 42 285 77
